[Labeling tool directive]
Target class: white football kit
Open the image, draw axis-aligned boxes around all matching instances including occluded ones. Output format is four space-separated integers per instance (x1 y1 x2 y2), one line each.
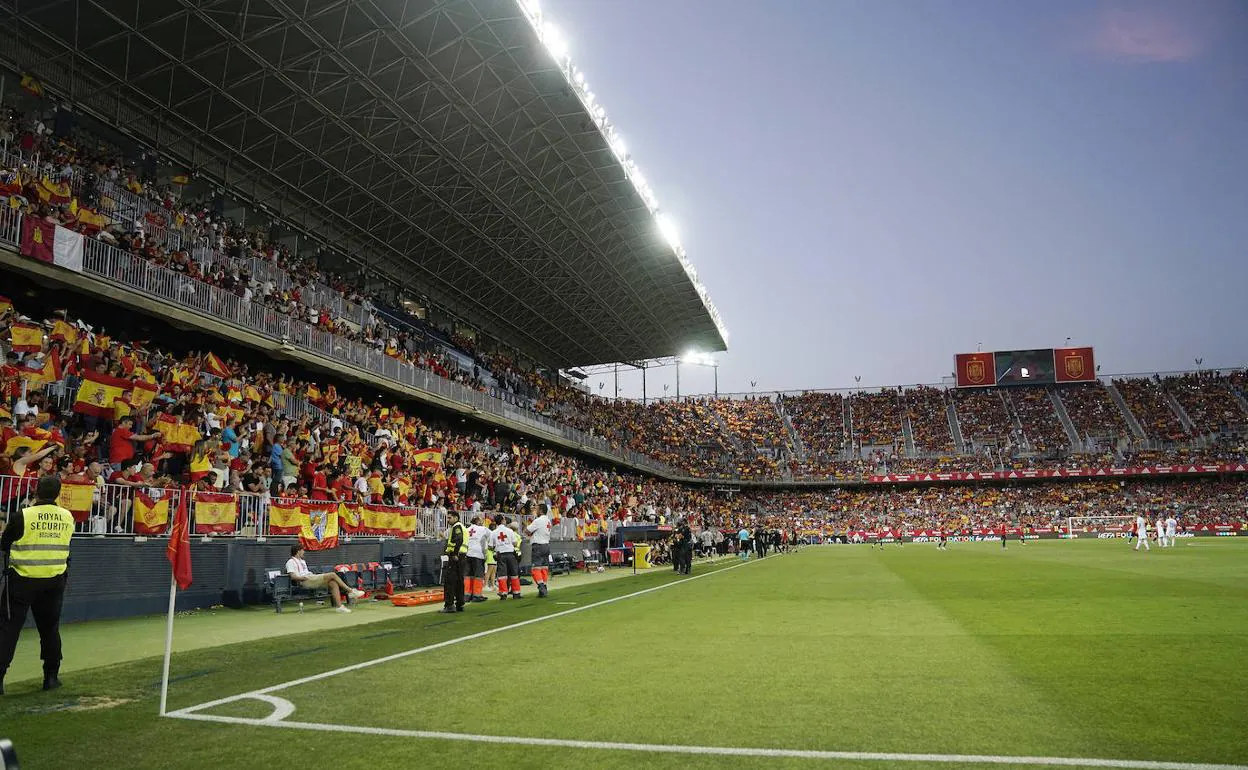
1134 516 1150 551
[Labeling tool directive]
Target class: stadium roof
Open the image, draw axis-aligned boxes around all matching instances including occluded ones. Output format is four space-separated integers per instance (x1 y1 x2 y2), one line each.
2 0 728 367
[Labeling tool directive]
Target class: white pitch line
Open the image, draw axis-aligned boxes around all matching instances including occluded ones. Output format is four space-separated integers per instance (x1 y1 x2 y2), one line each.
166 712 1248 770
167 555 762 717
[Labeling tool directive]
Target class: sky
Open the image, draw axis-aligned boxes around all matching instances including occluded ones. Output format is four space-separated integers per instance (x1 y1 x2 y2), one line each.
540 0 1248 400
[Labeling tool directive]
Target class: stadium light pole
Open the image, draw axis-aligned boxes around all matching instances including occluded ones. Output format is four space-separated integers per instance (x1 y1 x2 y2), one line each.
680 351 719 397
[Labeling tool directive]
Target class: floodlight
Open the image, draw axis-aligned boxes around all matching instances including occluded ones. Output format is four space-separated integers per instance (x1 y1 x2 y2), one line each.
657 214 680 250
541 23 568 61
521 0 541 19
609 133 627 159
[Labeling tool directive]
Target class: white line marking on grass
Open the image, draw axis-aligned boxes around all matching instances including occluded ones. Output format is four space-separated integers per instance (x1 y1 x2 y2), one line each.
167 557 758 718
164 713 1248 770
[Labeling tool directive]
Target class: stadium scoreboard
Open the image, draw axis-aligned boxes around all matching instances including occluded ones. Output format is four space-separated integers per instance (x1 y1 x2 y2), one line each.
955 347 1094 388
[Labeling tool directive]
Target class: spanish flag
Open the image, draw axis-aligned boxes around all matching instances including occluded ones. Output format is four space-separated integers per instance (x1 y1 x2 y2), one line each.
49 319 78 345
77 205 111 234
193 492 237 535
337 502 361 534
134 491 170 535
414 447 443 470
9 322 43 353
129 379 159 410
74 369 130 419
362 504 402 536
268 499 303 536
203 352 231 378
396 508 417 538
217 404 244 426
19 73 43 97
152 414 202 453
20 353 61 388
171 172 190 185
133 363 157 385
242 384 262 403
35 176 71 206
3 434 47 456
305 384 321 402
57 481 94 523
0 295 12 316
300 504 339 551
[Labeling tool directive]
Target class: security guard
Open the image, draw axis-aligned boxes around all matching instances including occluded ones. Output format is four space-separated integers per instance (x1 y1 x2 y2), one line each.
440 511 467 614
674 519 693 575
1 476 75 694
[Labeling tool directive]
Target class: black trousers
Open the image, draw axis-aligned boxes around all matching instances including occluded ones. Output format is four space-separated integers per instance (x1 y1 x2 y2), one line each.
0 571 67 675
677 547 692 574
442 556 465 610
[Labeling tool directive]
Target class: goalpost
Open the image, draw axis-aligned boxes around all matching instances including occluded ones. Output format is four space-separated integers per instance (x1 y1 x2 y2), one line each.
1065 515 1136 540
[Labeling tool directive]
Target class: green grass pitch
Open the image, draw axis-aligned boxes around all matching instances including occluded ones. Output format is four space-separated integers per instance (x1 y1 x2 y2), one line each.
2 539 1246 769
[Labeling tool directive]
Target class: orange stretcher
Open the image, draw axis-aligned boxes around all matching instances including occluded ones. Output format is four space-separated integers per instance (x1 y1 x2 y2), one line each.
389 589 444 607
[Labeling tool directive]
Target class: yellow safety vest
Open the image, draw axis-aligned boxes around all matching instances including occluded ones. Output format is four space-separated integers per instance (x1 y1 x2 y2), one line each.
445 522 468 555
9 503 74 578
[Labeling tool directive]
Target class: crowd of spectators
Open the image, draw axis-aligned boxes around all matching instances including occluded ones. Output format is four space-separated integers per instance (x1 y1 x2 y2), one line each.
905 385 955 453
6 103 1248 487
710 396 793 455
746 478 1248 532
1164 372 1248 436
1 299 745 536
1006 387 1068 453
1113 377 1188 441
951 389 1018 449
1060 382 1131 445
848 389 904 449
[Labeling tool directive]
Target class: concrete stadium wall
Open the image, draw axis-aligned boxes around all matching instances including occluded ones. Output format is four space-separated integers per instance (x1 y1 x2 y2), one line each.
53 538 585 624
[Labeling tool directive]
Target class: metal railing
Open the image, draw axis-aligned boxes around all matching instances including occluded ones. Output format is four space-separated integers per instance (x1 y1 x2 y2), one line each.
0 475 449 539
0 475 607 542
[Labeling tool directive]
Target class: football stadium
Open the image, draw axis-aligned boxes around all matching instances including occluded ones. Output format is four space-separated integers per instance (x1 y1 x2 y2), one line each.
0 1 1246 768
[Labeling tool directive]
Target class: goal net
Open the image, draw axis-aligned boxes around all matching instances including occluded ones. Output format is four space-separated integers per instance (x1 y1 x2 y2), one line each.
1065 515 1136 540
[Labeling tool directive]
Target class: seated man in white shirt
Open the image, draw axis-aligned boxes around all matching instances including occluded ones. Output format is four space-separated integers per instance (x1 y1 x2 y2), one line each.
285 545 364 614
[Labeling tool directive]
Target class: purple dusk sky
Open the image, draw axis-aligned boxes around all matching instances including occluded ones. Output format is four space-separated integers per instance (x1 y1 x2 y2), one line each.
541 0 1248 399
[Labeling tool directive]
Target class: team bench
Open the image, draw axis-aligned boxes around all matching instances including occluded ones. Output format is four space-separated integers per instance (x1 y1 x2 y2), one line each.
265 561 400 613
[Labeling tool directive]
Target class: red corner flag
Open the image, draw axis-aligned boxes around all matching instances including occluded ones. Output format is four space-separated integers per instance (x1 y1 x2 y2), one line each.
166 491 193 589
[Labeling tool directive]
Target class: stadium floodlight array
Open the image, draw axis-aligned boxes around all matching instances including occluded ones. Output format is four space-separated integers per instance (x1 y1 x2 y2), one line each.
516 0 730 347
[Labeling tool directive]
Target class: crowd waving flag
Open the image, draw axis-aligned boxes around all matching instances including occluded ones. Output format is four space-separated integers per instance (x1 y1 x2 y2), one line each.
202 352 232 378
73 369 131 418
9 322 43 353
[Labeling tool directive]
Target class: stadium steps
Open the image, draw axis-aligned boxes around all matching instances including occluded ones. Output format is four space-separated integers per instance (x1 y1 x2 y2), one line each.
776 401 809 462
1104 383 1149 440
901 414 918 456
999 390 1032 452
1233 389 1248 419
1163 391 1197 434
1048 387 1082 448
946 399 968 454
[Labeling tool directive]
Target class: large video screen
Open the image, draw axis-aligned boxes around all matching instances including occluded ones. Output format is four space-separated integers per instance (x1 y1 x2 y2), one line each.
994 349 1056 385
954 348 1095 388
